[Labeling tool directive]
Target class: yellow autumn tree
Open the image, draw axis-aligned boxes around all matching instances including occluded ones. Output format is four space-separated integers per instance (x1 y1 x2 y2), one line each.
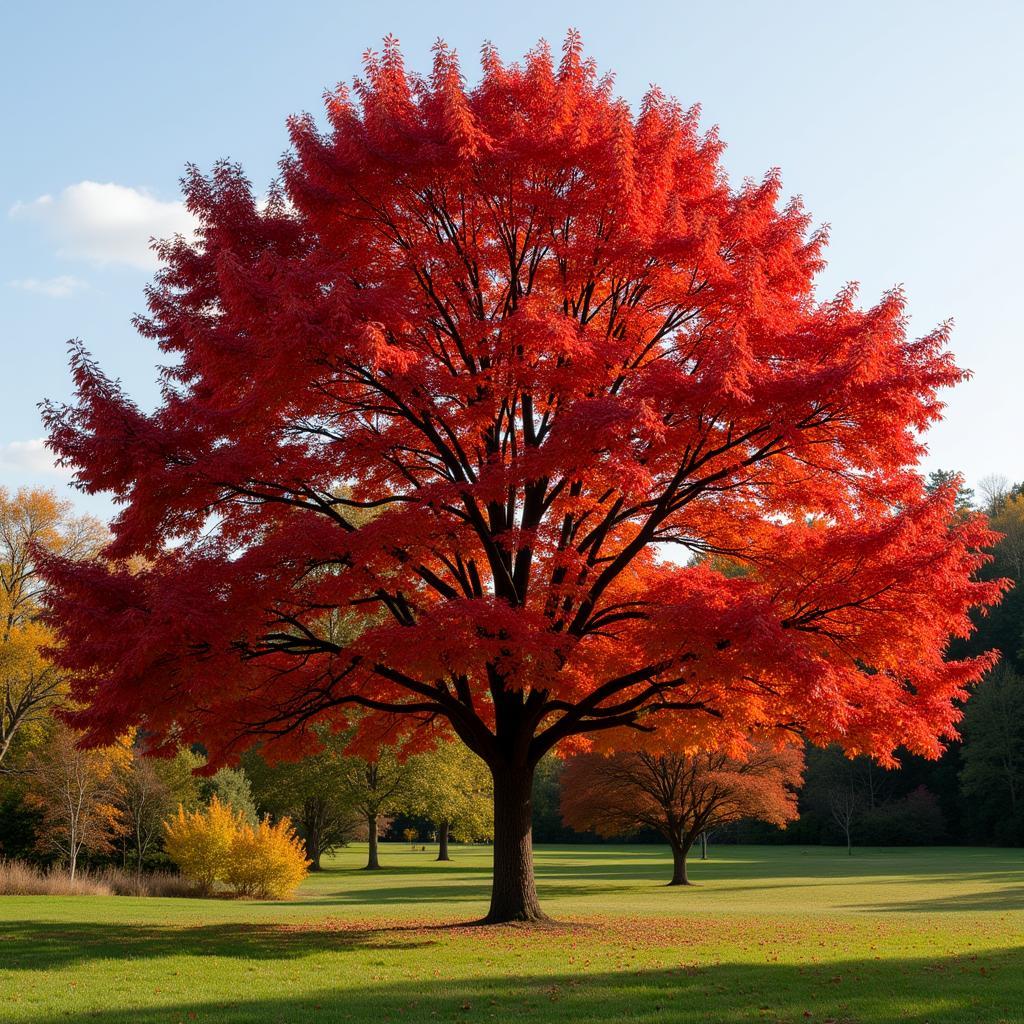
991 494 1024 582
404 742 493 861
0 487 106 764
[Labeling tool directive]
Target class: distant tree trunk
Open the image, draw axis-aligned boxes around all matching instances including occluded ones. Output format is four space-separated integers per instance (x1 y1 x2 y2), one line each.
1003 755 1018 814
830 789 858 857
304 798 322 870
365 813 380 870
668 835 692 886
437 820 451 861
699 831 708 860
135 826 144 881
484 761 545 923
305 832 322 871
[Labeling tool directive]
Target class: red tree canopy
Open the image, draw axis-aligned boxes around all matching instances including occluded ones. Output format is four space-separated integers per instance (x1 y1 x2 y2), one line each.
43 34 1002 774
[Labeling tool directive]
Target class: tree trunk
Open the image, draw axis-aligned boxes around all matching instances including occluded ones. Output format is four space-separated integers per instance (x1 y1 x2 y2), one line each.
303 800 322 870
135 822 146 880
437 820 451 861
304 814 322 870
306 838 322 871
365 813 380 870
668 838 692 885
483 761 546 923
700 832 708 860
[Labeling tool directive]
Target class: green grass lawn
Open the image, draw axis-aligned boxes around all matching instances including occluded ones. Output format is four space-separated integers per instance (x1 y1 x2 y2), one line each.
2 843 1022 1023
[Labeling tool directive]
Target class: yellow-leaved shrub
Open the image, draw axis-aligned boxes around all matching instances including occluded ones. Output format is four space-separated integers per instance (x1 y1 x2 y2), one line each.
163 796 308 899
224 817 309 899
162 796 241 895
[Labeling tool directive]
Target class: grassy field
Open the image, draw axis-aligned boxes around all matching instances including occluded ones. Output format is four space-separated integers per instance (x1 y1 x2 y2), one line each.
1 843 1022 1023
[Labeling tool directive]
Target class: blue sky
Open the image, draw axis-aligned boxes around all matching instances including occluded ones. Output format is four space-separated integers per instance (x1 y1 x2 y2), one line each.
2 0 1022 517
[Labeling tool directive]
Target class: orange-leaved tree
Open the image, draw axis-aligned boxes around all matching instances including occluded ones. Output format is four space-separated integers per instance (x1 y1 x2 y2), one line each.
0 487 105 765
561 744 804 884
26 723 130 878
41 35 1003 922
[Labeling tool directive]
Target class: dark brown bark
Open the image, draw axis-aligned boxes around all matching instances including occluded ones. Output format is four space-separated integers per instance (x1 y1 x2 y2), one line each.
305 833 322 871
437 819 451 861
668 837 692 885
303 797 322 870
483 761 546 923
365 813 381 870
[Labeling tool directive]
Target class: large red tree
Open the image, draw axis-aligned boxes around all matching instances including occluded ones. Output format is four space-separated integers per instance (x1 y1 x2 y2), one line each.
42 35 1001 922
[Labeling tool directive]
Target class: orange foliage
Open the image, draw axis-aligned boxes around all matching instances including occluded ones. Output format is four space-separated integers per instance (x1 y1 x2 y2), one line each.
561 743 804 882
224 817 310 899
26 723 131 878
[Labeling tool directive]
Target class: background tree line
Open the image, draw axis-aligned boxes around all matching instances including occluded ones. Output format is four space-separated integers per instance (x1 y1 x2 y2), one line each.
0 486 495 879
0 719 494 877
3 469 1023 883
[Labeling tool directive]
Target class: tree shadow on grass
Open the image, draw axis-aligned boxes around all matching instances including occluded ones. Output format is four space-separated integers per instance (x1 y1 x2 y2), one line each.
282 879 640 909
323 859 494 877
0 919 440 971
841 885 1024 913
19 947 1024 1024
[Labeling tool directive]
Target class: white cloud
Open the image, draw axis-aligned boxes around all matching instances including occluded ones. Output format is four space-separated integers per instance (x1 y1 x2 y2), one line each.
9 181 196 270
7 275 87 299
0 439 72 479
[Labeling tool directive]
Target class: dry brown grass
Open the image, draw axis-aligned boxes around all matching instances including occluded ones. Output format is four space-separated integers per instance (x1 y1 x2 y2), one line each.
0 859 111 895
0 859 198 898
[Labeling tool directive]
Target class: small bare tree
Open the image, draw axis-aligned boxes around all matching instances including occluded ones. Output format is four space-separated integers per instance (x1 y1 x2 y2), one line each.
979 473 1011 516
117 745 202 878
829 786 862 856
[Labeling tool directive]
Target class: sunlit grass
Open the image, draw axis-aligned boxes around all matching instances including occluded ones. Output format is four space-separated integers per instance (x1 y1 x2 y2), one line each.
2 843 1022 1022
